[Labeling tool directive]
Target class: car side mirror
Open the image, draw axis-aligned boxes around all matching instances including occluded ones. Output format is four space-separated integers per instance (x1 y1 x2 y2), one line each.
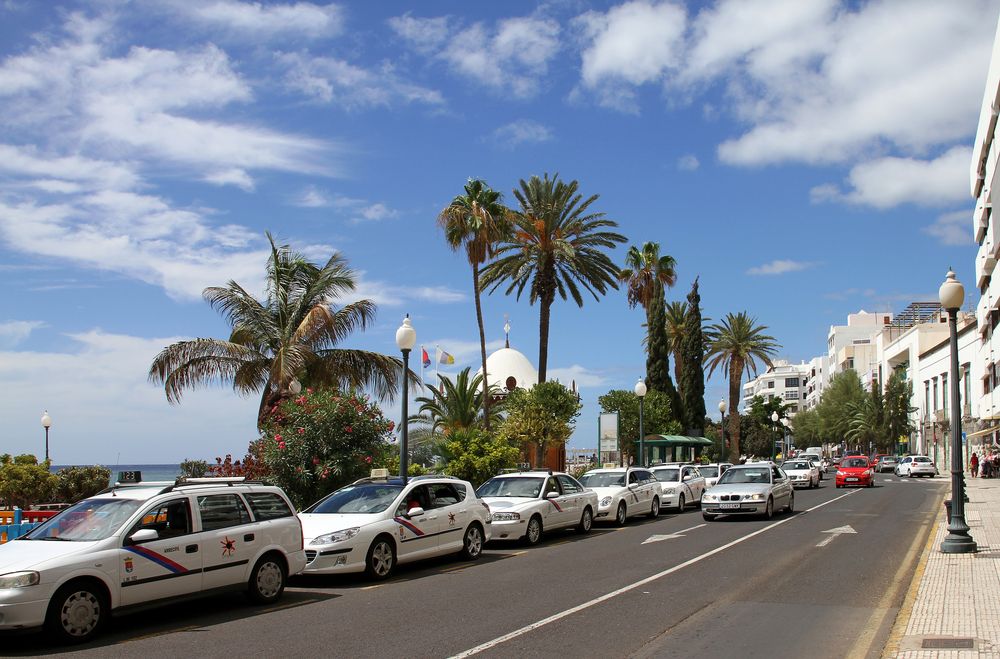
406 506 425 517
546 491 560 499
127 528 159 545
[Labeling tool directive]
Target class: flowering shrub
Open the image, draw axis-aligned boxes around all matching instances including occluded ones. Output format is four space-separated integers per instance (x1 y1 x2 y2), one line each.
208 439 271 480
259 388 394 508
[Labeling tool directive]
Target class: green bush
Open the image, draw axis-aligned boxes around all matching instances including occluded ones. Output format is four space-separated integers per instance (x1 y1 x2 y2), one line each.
53 465 112 503
179 459 210 478
0 454 57 509
442 429 518 488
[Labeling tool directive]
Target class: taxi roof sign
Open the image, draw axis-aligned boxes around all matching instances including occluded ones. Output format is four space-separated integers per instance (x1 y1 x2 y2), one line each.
117 470 142 484
370 468 390 479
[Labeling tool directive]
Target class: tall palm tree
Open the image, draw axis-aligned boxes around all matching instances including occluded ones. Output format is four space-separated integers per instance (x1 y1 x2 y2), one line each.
412 367 504 435
664 301 688 391
704 312 780 463
619 242 677 310
481 173 626 382
149 233 408 426
438 179 510 430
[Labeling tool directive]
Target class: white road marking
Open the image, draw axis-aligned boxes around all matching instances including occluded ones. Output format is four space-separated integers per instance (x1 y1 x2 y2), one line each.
642 523 706 544
449 490 859 658
815 524 857 547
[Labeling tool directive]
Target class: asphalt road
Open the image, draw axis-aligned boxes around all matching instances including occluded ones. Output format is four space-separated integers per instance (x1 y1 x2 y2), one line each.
5 472 946 658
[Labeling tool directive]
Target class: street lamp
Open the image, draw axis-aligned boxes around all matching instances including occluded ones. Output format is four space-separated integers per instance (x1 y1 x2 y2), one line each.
718 399 727 463
40 411 52 463
770 411 779 460
938 270 977 553
781 417 791 460
635 378 647 467
395 315 416 485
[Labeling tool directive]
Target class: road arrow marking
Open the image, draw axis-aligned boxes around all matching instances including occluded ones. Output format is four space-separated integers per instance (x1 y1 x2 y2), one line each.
816 524 857 547
642 523 705 544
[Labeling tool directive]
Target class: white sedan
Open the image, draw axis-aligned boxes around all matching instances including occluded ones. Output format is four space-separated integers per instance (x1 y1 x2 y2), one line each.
649 464 705 512
780 459 820 488
477 471 598 544
697 463 734 488
578 467 661 525
299 476 492 580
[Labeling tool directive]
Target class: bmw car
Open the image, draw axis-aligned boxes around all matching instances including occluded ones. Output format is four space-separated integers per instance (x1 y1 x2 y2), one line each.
701 463 794 520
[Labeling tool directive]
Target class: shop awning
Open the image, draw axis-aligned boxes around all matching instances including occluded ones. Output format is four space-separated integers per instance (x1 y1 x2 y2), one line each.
965 426 999 439
642 434 714 447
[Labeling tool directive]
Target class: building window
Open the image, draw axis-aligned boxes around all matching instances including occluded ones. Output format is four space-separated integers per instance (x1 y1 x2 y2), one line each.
847 358 854 369
925 381 931 415
933 378 938 411
767 381 775 389
785 391 799 400
784 378 800 388
963 365 972 412
942 374 948 413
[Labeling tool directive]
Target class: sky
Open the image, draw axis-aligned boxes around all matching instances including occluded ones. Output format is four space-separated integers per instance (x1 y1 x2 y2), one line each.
1 0 998 465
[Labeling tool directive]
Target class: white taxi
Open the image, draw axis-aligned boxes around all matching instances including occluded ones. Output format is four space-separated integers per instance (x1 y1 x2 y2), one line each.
577 467 660 525
0 475 306 644
649 464 706 512
477 470 599 544
298 474 491 580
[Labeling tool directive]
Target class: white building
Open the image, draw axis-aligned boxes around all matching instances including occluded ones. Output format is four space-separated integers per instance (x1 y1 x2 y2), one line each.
741 360 811 415
826 310 893 390
802 355 829 411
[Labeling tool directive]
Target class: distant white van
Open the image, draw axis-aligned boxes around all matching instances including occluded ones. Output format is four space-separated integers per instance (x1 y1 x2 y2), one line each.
805 446 824 457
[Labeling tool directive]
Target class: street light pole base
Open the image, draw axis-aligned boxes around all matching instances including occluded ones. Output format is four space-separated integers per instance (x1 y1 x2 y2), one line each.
940 533 977 554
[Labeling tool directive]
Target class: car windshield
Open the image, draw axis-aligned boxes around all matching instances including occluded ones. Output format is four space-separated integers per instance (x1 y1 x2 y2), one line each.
477 477 544 498
718 469 770 485
579 472 625 488
699 466 718 478
782 462 810 470
306 483 404 514
842 458 868 468
21 497 144 542
652 468 680 482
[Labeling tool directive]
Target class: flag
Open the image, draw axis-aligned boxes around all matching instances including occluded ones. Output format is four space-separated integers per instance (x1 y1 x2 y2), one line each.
438 348 455 365
422 347 431 369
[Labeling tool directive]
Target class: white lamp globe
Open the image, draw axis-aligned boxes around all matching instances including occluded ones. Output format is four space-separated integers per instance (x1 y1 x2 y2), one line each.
938 269 964 311
634 378 647 398
395 315 416 351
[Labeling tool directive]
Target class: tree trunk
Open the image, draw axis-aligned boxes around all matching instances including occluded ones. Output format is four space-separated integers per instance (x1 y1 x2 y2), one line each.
728 358 743 463
473 266 491 431
536 440 545 467
538 293 553 384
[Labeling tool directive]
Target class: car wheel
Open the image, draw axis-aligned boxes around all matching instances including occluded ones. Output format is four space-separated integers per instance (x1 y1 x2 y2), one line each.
365 536 396 580
676 493 686 513
649 497 659 519
460 524 484 560
577 507 593 533
702 512 716 521
525 515 543 546
787 492 794 513
45 580 108 645
762 497 774 520
247 552 286 604
615 502 628 527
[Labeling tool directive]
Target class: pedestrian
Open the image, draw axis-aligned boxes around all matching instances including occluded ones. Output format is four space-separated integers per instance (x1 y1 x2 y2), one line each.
971 452 979 478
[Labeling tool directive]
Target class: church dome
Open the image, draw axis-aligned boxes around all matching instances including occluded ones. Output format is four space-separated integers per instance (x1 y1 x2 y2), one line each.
477 347 538 393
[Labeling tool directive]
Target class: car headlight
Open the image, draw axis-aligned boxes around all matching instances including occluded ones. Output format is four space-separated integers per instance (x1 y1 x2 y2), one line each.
311 527 361 545
491 512 520 521
600 496 613 507
0 571 39 589
703 494 718 502
837 471 845 477
747 493 765 501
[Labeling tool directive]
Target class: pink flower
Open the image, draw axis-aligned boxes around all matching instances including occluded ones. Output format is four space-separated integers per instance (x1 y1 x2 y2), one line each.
387 421 395 432
345 426 353 433
307 388 314 394
297 427 305 435
312 457 320 465
274 434 283 442
297 466 303 473
278 441 286 450
295 396 306 405
365 456 372 464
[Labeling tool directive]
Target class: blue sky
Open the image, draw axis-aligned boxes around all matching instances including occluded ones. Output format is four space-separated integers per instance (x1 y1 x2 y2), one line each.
1 0 997 464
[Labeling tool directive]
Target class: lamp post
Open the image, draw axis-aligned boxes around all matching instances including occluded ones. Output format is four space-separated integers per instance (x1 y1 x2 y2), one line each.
781 417 790 460
395 315 416 485
635 379 647 467
771 411 779 461
40 411 52 462
938 270 977 553
718 399 727 463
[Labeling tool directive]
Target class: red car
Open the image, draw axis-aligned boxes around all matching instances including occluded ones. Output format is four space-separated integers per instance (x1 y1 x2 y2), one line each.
836 456 875 488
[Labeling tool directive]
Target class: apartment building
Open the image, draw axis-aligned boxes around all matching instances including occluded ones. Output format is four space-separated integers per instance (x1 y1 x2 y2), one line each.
741 360 811 415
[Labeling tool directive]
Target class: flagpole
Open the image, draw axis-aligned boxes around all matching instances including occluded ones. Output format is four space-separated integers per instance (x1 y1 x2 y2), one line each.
420 344 426 391
435 344 440 392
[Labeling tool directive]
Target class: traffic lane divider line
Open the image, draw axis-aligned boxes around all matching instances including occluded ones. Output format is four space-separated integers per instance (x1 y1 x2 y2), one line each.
448 489 860 658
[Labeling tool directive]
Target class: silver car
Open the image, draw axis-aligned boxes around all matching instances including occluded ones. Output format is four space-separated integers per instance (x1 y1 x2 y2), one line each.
701 463 794 521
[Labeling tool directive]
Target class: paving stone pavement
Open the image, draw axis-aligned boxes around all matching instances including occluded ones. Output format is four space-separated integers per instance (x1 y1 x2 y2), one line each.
884 476 1000 658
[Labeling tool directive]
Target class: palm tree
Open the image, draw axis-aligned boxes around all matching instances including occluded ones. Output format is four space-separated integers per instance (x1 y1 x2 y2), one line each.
664 301 688 390
412 367 504 435
438 179 510 430
704 312 780 463
619 242 677 310
482 173 626 382
149 233 408 426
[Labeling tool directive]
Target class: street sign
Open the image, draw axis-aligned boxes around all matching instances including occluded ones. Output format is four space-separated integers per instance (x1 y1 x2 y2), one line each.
599 413 619 453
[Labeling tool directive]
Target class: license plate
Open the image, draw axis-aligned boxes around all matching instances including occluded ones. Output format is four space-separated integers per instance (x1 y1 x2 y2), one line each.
720 503 742 509
846 477 858 482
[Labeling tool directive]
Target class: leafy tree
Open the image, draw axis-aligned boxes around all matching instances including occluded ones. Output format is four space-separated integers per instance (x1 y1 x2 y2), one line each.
149 232 408 427
597 389 682 462
497 380 582 465
680 279 706 435
482 173 626 382
665 301 688 387
438 179 510 430
646 284 680 412
179 459 210 478
789 408 823 447
739 396 792 458
54 465 112 503
0 454 57 509
883 371 916 451
412 367 504 435
208 442 271 480
705 312 780 463
259 387 395 508
442 429 518 487
816 370 866 443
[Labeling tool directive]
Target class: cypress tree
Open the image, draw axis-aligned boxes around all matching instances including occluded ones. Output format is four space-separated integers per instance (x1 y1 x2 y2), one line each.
646 281 680 420
680 278 706 435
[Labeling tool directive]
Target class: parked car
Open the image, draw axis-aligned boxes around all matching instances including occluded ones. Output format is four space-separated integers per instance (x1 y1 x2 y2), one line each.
876 456 899 473
649 464 706 512
780 459 820 488
798 453 826 478
298 475 491 580
578 467 661 525
701 463 794 520
895 455 938 478
696 463 733 488
0 476 306 644
870 454 892 472
476 470 598 544
836 456 875 488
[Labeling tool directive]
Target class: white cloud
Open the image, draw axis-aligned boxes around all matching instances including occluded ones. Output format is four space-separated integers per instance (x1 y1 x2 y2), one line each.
811 147 971 209
412 287 465 304
677 154 699 171
354 203 398 223
296 188 399 222
204 168 255 192
548 364 607 388
923 210 973 246
0 320 45 347
166 1 344 40
489 119 553 149
293 186 331 208
746 260 815 276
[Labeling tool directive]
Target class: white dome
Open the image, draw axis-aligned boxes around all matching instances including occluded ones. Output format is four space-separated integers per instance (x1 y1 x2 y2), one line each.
476 347 538 392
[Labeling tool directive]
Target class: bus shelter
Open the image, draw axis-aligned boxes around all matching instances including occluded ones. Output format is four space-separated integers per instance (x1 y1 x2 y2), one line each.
642 434 713 465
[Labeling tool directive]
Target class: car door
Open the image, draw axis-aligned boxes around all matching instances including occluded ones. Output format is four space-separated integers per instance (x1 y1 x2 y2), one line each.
685 467 706 501
196 493 258 591
625 470 645 515
548 475 579 528
426 482 467 552
120 496 203 606
771 466 791 506
393 484 444 560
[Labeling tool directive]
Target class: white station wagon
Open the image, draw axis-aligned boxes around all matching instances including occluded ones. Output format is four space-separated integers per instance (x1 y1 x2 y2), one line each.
477 470 599 544
0 475 306 644
298 475 491 580
577 467 661 525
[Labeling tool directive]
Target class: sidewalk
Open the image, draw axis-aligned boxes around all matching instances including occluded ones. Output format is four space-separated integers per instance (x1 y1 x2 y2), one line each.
885 476 1000 658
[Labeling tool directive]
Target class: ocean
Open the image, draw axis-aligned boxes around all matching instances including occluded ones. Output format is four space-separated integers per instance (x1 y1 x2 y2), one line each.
50 464 182 485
